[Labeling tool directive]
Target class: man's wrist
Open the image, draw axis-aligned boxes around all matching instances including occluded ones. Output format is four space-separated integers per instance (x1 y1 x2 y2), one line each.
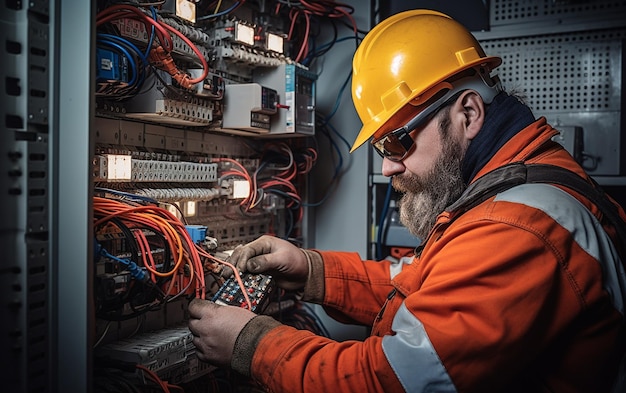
231 315 282 376
301 249 324 303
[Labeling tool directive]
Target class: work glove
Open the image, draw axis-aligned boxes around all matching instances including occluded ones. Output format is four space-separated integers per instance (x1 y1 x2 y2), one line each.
188 298 255 367
228 235 309 291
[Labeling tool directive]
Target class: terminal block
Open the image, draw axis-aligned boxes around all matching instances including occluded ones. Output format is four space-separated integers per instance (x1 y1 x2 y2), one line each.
211 273 275 313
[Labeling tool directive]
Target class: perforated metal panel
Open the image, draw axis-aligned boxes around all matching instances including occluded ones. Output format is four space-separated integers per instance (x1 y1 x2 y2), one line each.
492 0 626 27
481 28 626 175
482 30 625 112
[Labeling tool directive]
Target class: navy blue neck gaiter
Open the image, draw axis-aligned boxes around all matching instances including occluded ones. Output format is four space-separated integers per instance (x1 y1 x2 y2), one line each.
461 92 536 184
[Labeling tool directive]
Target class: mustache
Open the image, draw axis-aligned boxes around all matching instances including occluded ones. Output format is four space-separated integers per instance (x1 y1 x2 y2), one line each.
391 173 424 193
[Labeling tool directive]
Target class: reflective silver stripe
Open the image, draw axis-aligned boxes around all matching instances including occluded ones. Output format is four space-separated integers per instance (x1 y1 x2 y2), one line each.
382 303 457 392
389 256 414 279
494 183 626 314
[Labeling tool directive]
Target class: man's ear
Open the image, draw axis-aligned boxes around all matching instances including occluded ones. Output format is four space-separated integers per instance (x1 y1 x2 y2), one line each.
458 90 485 140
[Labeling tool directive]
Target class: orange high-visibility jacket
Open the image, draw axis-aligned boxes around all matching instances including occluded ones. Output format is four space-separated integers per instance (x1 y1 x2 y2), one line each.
249 118 626 392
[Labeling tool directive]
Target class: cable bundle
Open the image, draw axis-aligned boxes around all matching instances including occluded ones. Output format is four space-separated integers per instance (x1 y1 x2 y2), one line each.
96 3 209 98
94 192 258 318
213 143 318 237
94 195 208 319
197 0 247 21
275 0 358 63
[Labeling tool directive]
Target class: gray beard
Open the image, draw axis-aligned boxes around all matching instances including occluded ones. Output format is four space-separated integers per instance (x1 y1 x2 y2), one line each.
392 128 467 242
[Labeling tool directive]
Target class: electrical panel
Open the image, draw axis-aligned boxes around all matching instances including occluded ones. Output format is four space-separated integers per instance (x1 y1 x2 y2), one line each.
2 0 352 390
85 1 340 391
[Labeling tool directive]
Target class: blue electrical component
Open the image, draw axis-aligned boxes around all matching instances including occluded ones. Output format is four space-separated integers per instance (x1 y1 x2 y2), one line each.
185 225 208 244
96 48 127 82
96 242 148 283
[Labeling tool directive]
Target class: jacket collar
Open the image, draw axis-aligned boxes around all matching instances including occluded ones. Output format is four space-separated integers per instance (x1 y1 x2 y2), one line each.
470 117 559 183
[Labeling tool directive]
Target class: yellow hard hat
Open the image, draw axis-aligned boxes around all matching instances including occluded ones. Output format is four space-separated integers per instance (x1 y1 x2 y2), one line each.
350 9 502 152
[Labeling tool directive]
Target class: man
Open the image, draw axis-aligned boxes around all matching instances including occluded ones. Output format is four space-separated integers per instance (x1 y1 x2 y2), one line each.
188 10 626 392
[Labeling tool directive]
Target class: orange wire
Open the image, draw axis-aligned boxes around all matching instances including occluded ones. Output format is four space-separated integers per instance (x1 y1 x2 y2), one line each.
136 364 171 393
196 246 252 310
94 196 205 299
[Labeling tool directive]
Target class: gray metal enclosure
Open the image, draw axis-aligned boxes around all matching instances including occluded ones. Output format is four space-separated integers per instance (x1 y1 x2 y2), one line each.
476 0 626 178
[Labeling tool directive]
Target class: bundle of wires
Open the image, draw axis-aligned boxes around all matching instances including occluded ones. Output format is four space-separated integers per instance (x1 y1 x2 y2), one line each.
96 31 151 98
96 3 209 98
274 0 359 63
136 364 185 393
94 191 256 318
94 195 207 319
214 143 318 237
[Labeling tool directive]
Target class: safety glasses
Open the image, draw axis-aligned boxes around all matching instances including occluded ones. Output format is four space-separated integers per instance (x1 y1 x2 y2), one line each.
371 88 460 162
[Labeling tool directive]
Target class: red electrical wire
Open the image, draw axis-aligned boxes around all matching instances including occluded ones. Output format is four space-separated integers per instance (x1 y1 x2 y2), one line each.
97 3 209 89
96 4 173 51
136 364 182 393
158 21 209 84
195 245 253 310
282 0 358 62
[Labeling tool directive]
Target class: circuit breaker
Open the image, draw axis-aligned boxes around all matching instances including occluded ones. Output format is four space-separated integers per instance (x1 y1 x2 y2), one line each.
221 83 278 133
254 63 317 135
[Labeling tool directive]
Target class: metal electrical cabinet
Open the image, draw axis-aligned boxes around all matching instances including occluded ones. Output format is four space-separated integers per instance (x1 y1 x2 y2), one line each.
2 0 371 391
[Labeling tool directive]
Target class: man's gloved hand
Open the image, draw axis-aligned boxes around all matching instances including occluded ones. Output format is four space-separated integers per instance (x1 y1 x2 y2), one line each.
188 298 255 367
228 235 309 291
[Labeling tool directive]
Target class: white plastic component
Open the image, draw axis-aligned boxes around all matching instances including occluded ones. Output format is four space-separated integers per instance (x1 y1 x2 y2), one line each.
154 99 213 124
232 180 250 199
95 154 132 181
253 64 316 135
266 33 284 53
235 22 254 45
134 187 223 202
222 83 277 132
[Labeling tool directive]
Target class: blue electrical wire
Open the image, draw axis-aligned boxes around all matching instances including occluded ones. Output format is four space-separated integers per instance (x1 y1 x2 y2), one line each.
98 33 148 63
304 36 360 65
323 118 351 157
94 187 158 204
263 188 298 237
325 122 345 179
302 128 342 208
376 180 393 260
99 247 148 283
322 70 352 123
145 6 158 59
97 36 139 87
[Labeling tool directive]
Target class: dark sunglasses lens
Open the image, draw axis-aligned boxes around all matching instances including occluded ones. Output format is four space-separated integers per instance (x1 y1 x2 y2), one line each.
373 133 406 160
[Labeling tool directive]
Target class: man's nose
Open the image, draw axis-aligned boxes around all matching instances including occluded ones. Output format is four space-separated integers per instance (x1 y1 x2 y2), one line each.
381 157 406 178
